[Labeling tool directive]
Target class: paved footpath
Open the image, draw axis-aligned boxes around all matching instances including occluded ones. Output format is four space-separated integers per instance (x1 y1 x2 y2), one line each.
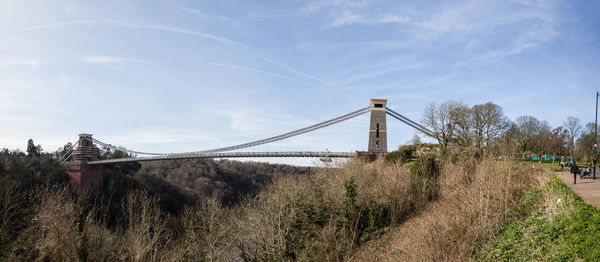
556 171 600 209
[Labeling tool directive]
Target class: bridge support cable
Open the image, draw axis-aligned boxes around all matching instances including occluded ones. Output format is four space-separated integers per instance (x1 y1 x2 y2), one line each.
87 151 355 165
79 107 370 158
185 106 372 154
385 107 435 138
87 137 168 156
58 140 80 164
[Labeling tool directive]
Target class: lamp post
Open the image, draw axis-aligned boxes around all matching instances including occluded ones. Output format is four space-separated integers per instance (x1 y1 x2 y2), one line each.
594 91 598 180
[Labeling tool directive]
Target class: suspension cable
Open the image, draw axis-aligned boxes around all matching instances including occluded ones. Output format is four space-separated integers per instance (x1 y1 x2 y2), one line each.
86 107 371 156
385 107 435 137
189 106 371 154
88 138 167 156
58 140 79 164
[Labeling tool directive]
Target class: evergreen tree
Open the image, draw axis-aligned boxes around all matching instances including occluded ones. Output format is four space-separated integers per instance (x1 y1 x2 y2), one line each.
26 139 40 157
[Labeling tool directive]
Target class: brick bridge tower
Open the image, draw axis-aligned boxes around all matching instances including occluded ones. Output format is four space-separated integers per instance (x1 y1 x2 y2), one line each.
368 99 387 155
64 134 103 192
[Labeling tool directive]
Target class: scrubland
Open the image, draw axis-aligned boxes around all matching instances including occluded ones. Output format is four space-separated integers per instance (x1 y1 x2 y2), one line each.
352 157 544 261
1 148 555 261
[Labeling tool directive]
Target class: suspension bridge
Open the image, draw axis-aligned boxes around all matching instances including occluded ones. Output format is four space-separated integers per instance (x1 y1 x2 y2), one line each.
61 99 433 191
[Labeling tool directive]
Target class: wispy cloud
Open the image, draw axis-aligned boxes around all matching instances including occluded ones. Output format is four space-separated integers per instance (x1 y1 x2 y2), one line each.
20 20 242 48
0 59 53 70
331 10 364 27
333 63 425 89
303 0 368 15
82 56 154 64
19 19 328 91
174 3 230 21
179 5 206 17
209 62 357 101
0 56 153 69
474 42 537 61
101 127 222 146
329 11 412 27
210 62 318 87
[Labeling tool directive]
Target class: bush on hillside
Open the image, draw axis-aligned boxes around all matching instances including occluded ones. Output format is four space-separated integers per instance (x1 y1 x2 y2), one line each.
384 145 416 165
228 158 444 261
409 154 441 203
351 159 542 261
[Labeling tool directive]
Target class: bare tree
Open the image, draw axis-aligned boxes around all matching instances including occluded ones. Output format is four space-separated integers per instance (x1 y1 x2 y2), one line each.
575 122 597 163
122 190 166 262
422 101 465 153
499 122 519 158
564 116 582 161
531 121 550 162
548 127 568 164
471 102 510 152
453 104 473 147
515 116 543 158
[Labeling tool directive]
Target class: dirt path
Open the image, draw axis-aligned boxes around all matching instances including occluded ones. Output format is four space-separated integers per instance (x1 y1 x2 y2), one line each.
556 171 600 209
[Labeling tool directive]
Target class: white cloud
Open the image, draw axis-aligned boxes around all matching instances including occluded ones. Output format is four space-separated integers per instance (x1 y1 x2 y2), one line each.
331 10 364 27
175 3 230 21
0 56 153 69
82 56 154 64
210 62 318 87
0 59 54 69
19 19 327 93
179 5 206 17
379 15 410 24
19 19 243 48
209 62 356 101
334 63 425 89
303 0 368 14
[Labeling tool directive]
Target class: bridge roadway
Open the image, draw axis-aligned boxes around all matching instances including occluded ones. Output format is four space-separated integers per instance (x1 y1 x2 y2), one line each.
86 151 356 165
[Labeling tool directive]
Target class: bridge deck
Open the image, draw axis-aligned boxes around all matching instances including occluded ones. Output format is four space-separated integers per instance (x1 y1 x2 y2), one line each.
87 151 356 165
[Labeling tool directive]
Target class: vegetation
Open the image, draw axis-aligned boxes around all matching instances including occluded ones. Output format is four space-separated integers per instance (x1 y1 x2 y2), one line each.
0 146 311 261
351 157 543 261
478 175 600 261
420 100 595 164
384 144 416 165
1 99 598 261
219 156 444 261
0 140 469 261
139 159 310 205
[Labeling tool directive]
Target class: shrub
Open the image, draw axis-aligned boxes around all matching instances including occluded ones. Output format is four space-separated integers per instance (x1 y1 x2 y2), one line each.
384 145 416 165
228 158 444 261
410 154 440 179
351 159 542 261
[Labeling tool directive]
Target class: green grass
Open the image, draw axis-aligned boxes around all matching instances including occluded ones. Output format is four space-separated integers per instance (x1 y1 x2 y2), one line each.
517 160 592 173
477 175 600 261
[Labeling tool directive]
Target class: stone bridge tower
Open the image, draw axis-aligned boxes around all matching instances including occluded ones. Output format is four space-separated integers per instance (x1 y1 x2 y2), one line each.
64 134 103 192
368 99 387 154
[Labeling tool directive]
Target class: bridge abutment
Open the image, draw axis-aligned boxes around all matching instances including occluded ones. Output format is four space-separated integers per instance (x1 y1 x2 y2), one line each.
65 163 103 192
64 134 103 192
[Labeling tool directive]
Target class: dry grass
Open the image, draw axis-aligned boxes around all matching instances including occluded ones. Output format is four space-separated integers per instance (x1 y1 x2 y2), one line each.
17 188 171 261
226 157 441 261
121 190 168 262
170 196 231 261
0 176 27 246
33 187 80 261
5 154 544 261
351 159 545 261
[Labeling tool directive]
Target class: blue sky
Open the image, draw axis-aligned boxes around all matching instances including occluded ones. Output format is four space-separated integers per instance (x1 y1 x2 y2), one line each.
1 0 599 165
